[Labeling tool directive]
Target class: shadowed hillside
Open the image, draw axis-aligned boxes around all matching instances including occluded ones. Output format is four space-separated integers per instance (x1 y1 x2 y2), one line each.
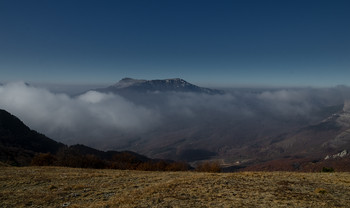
0 109 190 171
0 109 66 166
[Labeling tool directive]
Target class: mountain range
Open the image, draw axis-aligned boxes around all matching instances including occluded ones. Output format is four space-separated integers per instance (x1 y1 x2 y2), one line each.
97 78 223 94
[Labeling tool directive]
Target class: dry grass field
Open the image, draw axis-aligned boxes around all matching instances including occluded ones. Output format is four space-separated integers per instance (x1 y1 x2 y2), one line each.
1 167 350 207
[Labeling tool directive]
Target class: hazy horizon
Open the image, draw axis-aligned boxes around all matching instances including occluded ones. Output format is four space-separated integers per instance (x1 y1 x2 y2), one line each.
1 77 350 95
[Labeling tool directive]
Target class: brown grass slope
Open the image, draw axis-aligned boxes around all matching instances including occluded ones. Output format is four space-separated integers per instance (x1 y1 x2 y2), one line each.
1 166 350 207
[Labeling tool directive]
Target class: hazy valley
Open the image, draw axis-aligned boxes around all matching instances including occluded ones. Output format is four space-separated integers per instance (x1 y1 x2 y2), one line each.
1 78 350 172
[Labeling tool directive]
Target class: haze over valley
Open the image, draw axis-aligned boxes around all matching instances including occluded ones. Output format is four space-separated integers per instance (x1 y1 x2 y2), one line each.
1 78 350 170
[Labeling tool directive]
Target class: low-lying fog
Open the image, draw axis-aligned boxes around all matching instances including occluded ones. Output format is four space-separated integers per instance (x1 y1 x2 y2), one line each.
1 82 349 151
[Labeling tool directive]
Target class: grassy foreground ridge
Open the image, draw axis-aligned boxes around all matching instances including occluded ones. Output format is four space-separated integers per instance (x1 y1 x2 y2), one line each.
1 166 350 207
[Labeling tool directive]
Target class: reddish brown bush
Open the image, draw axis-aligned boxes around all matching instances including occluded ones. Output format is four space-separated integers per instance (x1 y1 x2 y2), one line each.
135 161 191 171
165 162 190 171
195 161 221 173
31 153 56 166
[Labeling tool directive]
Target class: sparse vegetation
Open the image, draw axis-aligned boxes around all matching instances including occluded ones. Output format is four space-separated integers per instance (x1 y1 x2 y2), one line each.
195 161 221 172
322 167 335 172
1 166 350 207
29 151 191 171
31 153 57 166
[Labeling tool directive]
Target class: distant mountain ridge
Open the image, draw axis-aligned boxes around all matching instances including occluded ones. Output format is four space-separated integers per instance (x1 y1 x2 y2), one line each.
97 78 223 94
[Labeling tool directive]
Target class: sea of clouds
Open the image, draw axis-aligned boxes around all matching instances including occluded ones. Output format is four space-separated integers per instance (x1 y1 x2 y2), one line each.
0 82 349 147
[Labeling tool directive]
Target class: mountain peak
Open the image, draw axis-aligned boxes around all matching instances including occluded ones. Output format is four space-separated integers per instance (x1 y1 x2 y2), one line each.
120 77 144 82
114 77 191 89
113 78 147 89
119 77 185 83
102 78 222 94
166 78 183 81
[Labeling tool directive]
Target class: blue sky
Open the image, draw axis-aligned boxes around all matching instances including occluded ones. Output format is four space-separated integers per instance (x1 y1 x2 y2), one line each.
0 0 349 87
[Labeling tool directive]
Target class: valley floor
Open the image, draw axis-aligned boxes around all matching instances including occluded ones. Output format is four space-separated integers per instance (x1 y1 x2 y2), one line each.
1 167 350 207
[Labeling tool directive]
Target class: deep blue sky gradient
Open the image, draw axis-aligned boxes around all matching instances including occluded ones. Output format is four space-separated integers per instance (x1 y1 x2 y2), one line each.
0 0 349 87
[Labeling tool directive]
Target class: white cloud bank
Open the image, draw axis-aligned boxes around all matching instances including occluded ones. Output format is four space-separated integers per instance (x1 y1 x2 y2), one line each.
0 82 160 144
0 82 349 148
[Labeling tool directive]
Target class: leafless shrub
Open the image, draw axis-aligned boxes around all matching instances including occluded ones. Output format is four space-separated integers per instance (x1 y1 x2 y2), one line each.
195 161 221 172
31 153 56 166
